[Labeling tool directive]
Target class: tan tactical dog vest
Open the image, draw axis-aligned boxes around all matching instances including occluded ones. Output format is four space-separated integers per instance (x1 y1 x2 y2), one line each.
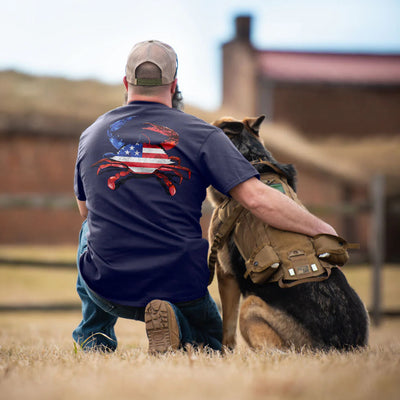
208 165 357 288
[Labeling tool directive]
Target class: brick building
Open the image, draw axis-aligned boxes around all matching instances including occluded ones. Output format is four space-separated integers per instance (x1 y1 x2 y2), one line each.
222 16 400 139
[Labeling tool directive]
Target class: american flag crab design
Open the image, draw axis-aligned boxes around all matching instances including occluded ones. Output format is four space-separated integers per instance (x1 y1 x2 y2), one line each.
93 116 191 196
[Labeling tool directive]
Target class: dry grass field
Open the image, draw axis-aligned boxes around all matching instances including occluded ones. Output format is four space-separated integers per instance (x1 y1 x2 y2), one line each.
0 246 399 400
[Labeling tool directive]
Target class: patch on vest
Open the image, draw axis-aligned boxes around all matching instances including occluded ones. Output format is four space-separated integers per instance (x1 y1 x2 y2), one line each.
269 183 285 194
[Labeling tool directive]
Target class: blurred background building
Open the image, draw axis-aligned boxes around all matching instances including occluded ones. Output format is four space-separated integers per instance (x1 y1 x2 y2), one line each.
0 14 399 262
223 16 400 138
221 15 400 262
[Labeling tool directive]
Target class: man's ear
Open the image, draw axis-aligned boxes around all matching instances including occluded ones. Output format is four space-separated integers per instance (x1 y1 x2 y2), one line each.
170 79 178 94
123 76 129 90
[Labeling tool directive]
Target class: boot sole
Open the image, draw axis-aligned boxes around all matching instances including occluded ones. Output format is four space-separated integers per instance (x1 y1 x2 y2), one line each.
145 299 180 354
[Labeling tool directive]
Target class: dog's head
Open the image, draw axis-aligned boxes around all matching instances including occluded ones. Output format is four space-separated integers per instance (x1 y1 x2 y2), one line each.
212 115 297 191
212 115 268 163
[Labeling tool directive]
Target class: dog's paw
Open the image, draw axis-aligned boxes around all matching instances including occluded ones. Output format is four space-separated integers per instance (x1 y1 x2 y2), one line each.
222 336 237 350
222 345 235 355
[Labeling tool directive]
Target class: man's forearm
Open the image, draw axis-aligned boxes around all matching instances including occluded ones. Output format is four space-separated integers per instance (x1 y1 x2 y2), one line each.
247 188 337 237
76 198 88 218
230 178 337 237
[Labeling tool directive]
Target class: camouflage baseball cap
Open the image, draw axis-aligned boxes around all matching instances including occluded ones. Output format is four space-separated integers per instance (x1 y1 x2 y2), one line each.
125 40 178 86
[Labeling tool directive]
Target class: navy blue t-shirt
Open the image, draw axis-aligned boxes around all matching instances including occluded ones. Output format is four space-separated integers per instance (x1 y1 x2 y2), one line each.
74 101 259 306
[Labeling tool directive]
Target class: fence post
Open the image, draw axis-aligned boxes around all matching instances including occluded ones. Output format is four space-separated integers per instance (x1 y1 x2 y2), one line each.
370 174 385 326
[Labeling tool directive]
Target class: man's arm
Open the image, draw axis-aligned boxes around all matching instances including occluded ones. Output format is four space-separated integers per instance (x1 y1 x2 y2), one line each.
76 198 88 218
230 177 337 237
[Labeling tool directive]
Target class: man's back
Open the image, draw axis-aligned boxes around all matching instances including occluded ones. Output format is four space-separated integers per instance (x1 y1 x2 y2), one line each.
74 101 258 307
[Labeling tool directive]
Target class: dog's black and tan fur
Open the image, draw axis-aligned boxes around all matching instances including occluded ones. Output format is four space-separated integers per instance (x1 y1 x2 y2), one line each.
208 115 369 351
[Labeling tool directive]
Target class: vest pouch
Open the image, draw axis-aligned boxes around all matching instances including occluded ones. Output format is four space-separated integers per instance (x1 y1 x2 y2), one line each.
244 245 280 284
312 234 349 266
277 249 331 288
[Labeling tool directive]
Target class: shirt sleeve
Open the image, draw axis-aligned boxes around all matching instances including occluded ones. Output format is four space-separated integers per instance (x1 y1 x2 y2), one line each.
74 157 86 201
198 128 259 196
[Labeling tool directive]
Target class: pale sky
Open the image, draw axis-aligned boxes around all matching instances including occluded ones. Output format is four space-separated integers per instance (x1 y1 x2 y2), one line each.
1 0 400 110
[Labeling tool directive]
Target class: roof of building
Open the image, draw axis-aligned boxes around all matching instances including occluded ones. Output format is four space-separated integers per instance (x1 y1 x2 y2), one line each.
257 51 400 84
0 70 125 137
260 121 400 195
259 122 367 184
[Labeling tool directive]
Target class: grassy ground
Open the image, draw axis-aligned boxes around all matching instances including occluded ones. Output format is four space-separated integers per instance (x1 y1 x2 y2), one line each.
0 246 399 400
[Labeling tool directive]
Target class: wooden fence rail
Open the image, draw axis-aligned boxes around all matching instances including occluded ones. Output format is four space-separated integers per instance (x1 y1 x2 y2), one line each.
0 303 80 312
0 194 76 210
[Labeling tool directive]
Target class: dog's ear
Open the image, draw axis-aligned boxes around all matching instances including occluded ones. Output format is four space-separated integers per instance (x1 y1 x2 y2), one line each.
212 118 244 135
221 121 244 135
243 115 266 137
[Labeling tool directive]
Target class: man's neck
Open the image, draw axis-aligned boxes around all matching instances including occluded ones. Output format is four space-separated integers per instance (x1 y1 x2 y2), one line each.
127 94 172 108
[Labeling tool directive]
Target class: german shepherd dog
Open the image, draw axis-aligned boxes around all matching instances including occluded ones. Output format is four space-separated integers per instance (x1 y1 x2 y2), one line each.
208 115 369 352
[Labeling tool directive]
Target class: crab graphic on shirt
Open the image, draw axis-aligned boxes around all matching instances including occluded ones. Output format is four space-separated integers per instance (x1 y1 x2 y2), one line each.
93 116 191 196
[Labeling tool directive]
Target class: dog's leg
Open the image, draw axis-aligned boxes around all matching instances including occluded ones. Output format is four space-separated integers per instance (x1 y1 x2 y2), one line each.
239 295 314 351
217 265 241 351
239 296 284 349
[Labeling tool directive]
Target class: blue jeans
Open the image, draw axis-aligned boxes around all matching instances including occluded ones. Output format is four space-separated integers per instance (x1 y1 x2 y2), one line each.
73 220 223 352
